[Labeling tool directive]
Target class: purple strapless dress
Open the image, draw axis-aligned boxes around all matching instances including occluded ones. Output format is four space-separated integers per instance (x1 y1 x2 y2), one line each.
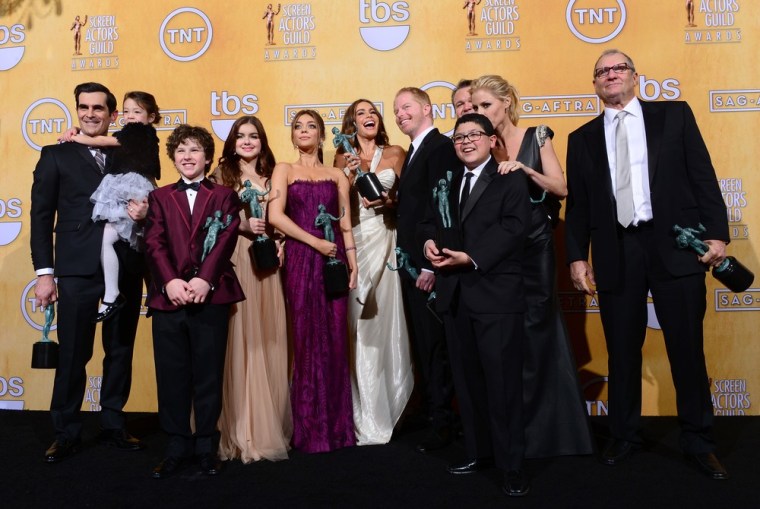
284 180 355 453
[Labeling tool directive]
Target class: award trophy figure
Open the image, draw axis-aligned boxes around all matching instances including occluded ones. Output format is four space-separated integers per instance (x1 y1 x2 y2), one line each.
387 247 440 320
673 223 754 292
240 179 279 271
315 203 349 295
32 303 59 369
332 127 384 202
202 210 233 262
433 170 462 253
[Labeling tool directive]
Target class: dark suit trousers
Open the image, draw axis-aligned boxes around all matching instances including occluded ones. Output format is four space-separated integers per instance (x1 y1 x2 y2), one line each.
152 304 230 457
444 299 525 471
598 223 715 454
52 267 142 441
400 277 454 430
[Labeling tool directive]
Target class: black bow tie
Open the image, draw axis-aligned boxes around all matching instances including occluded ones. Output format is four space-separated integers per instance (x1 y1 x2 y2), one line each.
177 180 202 192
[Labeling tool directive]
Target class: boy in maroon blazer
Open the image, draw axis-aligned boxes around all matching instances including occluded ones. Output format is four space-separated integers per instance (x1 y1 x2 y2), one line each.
144 124 244 479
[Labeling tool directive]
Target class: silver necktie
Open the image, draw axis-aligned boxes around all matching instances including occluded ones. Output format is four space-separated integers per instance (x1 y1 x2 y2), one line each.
615 111 633 227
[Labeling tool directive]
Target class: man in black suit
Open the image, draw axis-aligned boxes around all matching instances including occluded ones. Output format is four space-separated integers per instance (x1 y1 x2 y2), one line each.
565 50 730 479
31 82 148 462
393 87 458 452
421 113 531 496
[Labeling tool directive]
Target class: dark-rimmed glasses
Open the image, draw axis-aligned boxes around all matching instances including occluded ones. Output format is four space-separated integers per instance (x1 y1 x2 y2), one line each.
593 63 634 79
452 131 487 145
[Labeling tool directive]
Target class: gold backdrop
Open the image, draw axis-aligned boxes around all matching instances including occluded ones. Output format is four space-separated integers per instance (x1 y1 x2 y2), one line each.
1 0 757 415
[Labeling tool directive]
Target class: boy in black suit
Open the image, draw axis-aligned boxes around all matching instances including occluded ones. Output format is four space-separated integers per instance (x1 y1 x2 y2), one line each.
421 113 532 497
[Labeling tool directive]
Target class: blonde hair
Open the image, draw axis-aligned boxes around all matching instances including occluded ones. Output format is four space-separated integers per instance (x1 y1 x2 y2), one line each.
470 74 520 126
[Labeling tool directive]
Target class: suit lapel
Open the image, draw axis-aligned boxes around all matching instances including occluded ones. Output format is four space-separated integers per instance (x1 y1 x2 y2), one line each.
75 144 104 176
400 128 439 188
460 158 496 222
640 101 664 186
584 114 615 203
170 184 193 232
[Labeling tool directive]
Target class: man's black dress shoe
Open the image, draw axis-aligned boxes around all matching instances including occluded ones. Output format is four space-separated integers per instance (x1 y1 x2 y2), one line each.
686 452 729 480
97 429 146 451
502 470 530 497
600 439 640 465
447 458 494 475
415 426 453 453
44 439 79 463
152 457 183 479
93 294 125 323
199 453 223 476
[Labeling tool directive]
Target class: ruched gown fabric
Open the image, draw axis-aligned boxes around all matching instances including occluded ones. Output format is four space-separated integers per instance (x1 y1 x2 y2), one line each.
517 126 594 458
284 180 355 453
218 182 293 463
347 148 414 445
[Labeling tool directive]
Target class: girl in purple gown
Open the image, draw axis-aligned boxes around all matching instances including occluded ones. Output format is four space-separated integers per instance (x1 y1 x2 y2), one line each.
268 110 358 453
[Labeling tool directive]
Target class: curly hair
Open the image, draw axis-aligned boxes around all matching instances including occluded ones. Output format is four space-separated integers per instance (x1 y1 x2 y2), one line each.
166 124 215 174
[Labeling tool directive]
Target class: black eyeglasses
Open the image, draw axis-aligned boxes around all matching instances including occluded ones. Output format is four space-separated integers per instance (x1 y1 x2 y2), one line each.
452 131 487 145
593 63 634 79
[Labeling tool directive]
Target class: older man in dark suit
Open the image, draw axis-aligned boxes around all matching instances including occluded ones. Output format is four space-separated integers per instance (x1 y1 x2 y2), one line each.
31 82 147 463
565 49 730 479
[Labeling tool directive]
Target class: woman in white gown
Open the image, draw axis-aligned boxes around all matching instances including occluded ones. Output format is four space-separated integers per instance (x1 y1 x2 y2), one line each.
333 99 413 445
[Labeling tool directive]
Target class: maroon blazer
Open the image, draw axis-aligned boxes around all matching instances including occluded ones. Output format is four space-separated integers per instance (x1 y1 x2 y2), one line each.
144 178 245 311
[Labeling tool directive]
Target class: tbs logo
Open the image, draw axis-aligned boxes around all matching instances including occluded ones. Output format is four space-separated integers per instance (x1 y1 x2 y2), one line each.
210 91 259 140
0 197 22 246
359 0 410 51
0 24 25 71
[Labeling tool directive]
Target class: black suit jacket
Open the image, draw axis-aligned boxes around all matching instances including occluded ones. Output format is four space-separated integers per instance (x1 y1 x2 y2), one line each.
565 100 728 291
419 157 531 313
31 142 143 277
396 128 458 278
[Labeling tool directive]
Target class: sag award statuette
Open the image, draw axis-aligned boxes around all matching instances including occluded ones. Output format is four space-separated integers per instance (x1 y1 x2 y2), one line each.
240 179 279 271
202 210 233 262
433 170 462 254
32 303 59 369
673 223 754 292
387 247 440 320
332 127 384 202
315 203 349 295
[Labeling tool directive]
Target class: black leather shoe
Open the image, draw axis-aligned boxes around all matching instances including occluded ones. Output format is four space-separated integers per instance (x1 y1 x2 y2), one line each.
97 429 146 451
686 452 729 480
600 439 640 465
44 439 79 463
199 453 223 476
447 458 494 475
502 470 530 497
415 426 453 453
93 294 126 323
152 457 183 479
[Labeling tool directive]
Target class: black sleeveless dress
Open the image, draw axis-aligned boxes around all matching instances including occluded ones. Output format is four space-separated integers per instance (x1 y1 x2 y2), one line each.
516 125 594 458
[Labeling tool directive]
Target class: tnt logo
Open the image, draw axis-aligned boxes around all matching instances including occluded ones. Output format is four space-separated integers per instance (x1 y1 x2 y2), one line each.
22 98 73 151
159 7 213 62
582 376 609 416
566 0 627 44
210 91 259 140
420 81 457 137
0 23 25 71
21 278 58 332
0 197 23 246
359 0 410 51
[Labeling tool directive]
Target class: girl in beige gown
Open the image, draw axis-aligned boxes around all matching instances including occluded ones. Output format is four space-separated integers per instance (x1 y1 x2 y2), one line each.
212 116 292 462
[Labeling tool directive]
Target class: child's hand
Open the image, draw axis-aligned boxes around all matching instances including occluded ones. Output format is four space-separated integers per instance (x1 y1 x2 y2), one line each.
57 127 80 143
